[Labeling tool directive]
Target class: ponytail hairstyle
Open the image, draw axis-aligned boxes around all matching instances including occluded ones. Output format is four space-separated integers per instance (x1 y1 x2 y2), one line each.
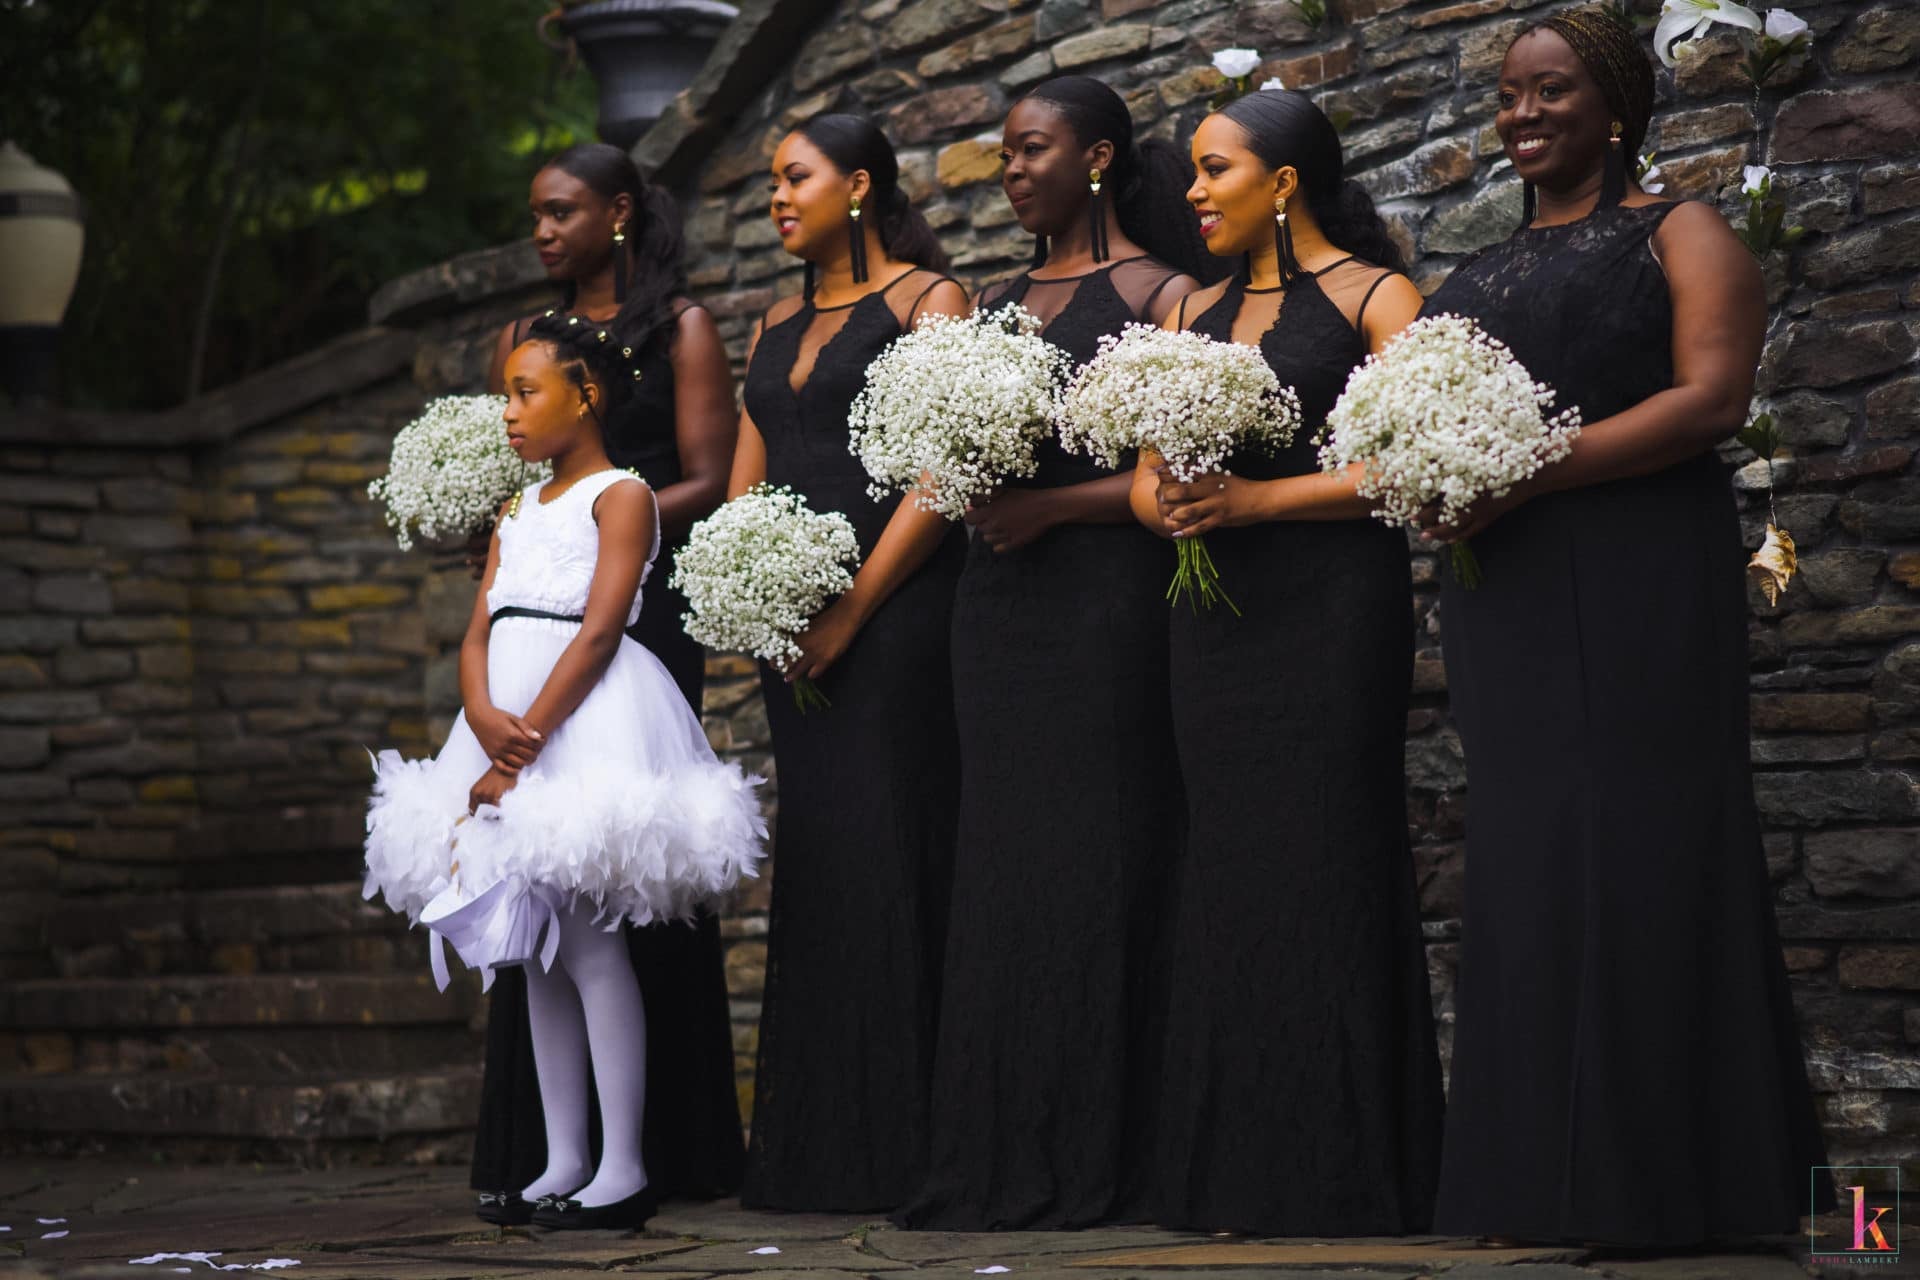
1020 75 1219 282
539 142 688 358
794 113 951 296
1215 89 1408 281
525 308 642 437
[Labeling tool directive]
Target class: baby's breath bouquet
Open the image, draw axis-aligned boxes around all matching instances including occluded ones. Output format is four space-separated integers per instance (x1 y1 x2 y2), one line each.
1058 324 1300 613
848 306 1072 521
668 484 862 713
1318 314 1581 588
367 395 547 551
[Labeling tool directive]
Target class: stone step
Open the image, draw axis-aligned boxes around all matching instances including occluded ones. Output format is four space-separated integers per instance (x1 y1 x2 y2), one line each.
0 973 480 1032
28 1025 482 1077
0 1065 484 1141
41 882 417 978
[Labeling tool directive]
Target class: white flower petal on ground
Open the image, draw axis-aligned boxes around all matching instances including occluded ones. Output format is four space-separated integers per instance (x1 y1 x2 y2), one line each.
1212 47 1262 78
1764 7 1807 39
1742 164 1772 195
750 1247 783 1255
1655 0 1761 66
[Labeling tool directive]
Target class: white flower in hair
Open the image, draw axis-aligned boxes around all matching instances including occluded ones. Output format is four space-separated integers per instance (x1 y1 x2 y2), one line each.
1654 0 1761 67
1212 47 1262 79
367 396 549 551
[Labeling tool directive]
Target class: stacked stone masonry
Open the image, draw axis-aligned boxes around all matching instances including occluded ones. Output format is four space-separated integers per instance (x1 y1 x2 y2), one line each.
1 0 1915 1163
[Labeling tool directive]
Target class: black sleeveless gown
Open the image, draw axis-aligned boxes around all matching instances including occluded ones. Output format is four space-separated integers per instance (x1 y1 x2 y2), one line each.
1154 265 1445 1236
471 305 745 1202
899 257 1190 1231
1422 200 1833 1245
739 270 965 1212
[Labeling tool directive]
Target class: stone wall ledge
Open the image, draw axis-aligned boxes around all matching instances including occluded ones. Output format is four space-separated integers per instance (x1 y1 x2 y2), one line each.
5 327 417 451
634 0 843 189
367 241 546 327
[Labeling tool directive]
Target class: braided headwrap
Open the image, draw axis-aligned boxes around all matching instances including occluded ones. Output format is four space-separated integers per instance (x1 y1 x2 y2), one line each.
526 309 643 431
1538 4 1655 154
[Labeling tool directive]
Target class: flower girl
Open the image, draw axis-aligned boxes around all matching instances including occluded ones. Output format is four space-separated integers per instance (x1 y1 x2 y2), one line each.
364 310 764 1229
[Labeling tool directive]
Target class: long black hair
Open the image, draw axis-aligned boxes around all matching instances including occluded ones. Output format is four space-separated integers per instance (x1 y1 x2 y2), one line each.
794 113 951 294
1020 75 1220 282
524 308 641 436
1215 89 1407 277
539 142 687 357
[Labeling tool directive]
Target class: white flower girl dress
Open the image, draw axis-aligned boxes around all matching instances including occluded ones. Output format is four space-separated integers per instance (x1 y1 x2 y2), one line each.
364 470 763 988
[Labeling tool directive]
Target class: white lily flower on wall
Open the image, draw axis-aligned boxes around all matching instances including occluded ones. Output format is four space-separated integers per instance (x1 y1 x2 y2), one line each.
1764 8 1808 41
1742 164 1772 196
1211 48 1262 79
1655 0 1762 67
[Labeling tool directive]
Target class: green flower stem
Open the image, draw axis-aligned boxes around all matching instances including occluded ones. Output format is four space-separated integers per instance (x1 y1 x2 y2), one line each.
1451 539 1483 590
792 676 832 714
1167 534 1241 615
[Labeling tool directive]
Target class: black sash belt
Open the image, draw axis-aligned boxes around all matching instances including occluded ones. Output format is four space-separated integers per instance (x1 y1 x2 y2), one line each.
489 606 586 626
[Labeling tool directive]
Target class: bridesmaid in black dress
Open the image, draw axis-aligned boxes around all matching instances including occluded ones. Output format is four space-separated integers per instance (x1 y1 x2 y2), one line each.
732 114 968 1212
898 77 1210 1233
473 143 743 1215
1130 90 1444 1236
1416 7 1831 1245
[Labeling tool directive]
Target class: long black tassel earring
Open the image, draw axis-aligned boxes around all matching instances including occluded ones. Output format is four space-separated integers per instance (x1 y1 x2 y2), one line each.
804 261 817 301
847 195 870 284
1087 168 1109 263
1600 119 1628 208
1031 235 1049 269
612 221 629 304
1518 182 1537 233
1274 194 1299 285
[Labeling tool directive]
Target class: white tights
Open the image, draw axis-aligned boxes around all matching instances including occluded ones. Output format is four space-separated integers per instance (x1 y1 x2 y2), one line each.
518 900 649 1207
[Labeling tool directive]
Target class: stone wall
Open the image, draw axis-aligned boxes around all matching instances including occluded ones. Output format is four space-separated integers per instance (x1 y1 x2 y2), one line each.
0 251 779 1147
4 0 1918 1161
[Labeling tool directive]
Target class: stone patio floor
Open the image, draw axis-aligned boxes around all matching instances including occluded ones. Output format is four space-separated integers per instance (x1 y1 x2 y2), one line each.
0 1160 1905 1280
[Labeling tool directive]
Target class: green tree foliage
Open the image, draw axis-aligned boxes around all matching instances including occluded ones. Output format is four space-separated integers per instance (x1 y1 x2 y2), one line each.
2 0 597 408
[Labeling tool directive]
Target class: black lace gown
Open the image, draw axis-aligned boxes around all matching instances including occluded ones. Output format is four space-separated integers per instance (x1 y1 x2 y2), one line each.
739 269 966 1212
899 257 1191 1231
1421 199 1832 1245
471 304 745 1202
1155 262 1445 1236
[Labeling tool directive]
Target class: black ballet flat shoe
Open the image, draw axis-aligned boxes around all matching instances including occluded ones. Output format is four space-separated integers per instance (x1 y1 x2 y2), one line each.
530 1185 658 1231
475 1190 534 1225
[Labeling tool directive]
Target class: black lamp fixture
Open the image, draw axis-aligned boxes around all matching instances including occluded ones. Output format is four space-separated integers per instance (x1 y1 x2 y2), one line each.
544 0 740 150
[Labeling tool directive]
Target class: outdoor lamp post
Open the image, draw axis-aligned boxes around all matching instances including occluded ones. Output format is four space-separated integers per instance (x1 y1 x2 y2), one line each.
547 0 740 149
0 142 85 406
